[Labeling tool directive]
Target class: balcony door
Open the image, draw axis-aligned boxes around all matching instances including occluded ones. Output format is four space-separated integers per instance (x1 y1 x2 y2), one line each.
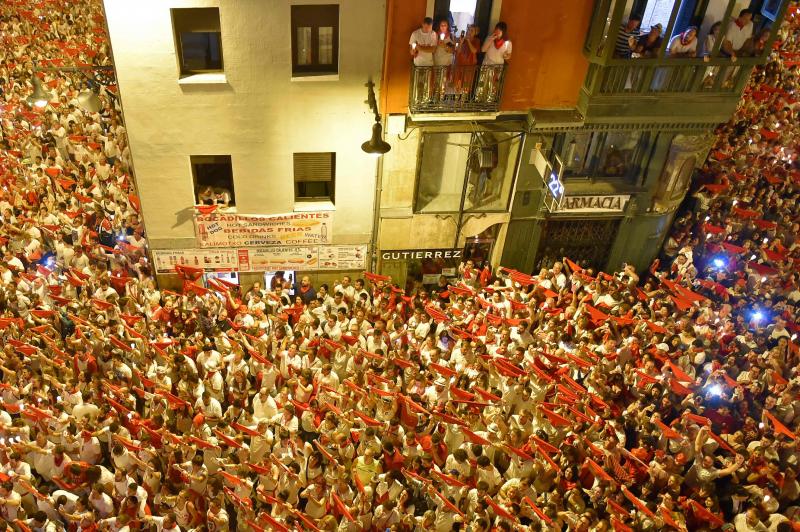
433 0 493 39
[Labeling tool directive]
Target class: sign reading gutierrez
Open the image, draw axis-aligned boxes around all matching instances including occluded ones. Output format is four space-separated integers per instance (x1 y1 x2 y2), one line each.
195 212 333 248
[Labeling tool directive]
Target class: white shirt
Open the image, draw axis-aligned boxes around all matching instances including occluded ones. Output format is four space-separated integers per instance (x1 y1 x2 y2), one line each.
725 19 753 52
410 28 437 66
482 37 512 65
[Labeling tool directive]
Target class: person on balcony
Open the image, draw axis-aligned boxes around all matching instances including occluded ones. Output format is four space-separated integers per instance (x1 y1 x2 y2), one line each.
409 17 437 66
632 23 663 58
409 17 438 104
668 26 699 58
740 28 772 57
721 8 754 61
481 22 512 65
432 19 455 100
454 24 480 100
433 19 455 66
476 22 511 104
615 16 641 58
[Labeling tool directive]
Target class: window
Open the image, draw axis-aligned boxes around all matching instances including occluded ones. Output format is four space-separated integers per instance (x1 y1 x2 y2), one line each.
294 152 335 202
415 131 520 213
557 131 647 180
172 8 223 77
192 155 234 207
291 5 339 76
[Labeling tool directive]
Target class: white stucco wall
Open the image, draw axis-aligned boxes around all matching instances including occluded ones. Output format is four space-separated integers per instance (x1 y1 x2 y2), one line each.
103 0 385 249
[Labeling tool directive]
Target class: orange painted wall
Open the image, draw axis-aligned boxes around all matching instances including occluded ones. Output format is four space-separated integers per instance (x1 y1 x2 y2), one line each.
499 0 593 111
381 0 427 115
380 0 594 114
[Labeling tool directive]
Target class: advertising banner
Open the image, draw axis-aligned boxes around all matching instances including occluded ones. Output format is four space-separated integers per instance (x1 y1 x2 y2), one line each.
153 249 239 274
154 245 367 274
195 212 333 248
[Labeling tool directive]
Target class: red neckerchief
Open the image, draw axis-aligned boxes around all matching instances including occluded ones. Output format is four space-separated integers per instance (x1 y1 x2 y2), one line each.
493 38 506 49
735 19 745 29
300 285 311 294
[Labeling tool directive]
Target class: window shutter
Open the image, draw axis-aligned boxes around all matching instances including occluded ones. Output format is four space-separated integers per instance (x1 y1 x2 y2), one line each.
293 152 334 182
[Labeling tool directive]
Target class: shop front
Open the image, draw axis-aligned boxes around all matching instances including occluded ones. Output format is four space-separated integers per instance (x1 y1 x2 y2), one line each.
379 241 494 292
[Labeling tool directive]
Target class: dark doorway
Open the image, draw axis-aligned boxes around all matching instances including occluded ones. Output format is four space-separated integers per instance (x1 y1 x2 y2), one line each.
433 0 494 40
534 218 621 272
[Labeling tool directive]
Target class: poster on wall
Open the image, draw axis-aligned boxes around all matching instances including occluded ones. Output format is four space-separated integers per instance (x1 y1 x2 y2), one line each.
240 247 319 271
153 249 239 274
195 211 333 248
318 245 368 270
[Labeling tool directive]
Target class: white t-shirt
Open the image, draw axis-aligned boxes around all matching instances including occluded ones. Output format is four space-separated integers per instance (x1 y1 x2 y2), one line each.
410 28 437 66
483 38 512 65
725 19 753 52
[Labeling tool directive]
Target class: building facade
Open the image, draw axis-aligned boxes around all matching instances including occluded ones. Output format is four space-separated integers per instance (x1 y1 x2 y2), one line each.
103 0 386 288
105 0 789 290
374 0 788 289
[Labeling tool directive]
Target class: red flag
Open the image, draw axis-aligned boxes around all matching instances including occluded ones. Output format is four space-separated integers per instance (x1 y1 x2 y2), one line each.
256 514 288 532
707 430 736 454
431 469 468 487
363 271 391 283
653 418 681 439
461 427 491 445
219 470 246 486
473 386 501 402
689 499 725 527
765 411 797 440
435 412 468 428
622 487 656 519
587 459 615 483
660 506 682 530
540 406 571 427
666 361 694 383
684 413 712 426
433 489 464 517
231 422 261 437
429 362 456 378
531 436 559 455
669 379 693 396
352 410 382 427
484 496 516 522
332 492 355 522
524 496 553 525
611 518 634 532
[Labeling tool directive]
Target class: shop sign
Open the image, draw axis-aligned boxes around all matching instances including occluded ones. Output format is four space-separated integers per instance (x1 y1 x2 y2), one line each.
195 211 333 248
557 194 630 213
381 248 463 261
154 245 366 274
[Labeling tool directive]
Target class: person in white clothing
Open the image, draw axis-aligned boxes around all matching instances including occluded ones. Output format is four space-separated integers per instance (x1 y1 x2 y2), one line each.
722 9 754 59
481 22 512 65
409 17 437 66
409 17 438 104
478 22 511 104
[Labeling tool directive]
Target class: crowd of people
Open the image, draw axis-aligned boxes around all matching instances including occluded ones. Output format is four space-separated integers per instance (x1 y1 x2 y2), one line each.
0 0 799 531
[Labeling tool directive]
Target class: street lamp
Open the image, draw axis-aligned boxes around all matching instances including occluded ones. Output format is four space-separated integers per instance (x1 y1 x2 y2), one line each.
27 76 50 108
28 64 115 112
361 80 391 157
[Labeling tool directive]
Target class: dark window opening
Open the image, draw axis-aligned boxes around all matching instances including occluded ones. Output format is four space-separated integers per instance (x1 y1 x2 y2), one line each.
192 155 234 207
172 8 224 76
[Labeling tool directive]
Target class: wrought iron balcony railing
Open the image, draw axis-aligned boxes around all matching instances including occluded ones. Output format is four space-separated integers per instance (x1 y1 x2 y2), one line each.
409 64 507 114
583 60 752 95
